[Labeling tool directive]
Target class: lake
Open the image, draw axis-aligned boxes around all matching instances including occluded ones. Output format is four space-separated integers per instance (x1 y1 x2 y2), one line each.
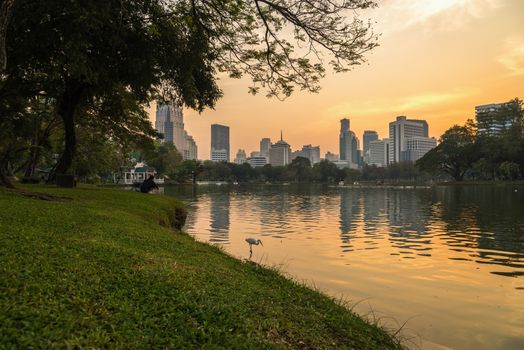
163 184 524 350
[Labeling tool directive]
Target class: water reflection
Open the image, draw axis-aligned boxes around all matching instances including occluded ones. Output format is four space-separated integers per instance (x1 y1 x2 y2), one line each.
166 184 524 350
209 190 230 243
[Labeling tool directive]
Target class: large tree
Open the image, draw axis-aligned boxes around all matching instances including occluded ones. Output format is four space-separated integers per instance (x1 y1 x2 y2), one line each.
416 123 478 181
3 0 378 184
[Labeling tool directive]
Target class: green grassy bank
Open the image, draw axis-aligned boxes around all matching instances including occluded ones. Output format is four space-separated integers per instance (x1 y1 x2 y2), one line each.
0 186 402 349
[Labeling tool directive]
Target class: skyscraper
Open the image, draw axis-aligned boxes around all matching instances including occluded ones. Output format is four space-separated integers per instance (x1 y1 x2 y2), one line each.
155 102 198 160
260 138 271 159
389 116 429 163
211 124 230 162
369 139 391 167
363 130 379 163
339 118 351 162
339 118 359 167
269 132 291 166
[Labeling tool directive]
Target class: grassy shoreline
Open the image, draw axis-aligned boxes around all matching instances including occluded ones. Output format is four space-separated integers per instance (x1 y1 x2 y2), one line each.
0 185 403 349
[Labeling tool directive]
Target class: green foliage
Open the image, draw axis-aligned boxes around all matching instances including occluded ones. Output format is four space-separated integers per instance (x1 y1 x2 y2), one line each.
0 186 402 349
417 123 479 181
143 143 183 177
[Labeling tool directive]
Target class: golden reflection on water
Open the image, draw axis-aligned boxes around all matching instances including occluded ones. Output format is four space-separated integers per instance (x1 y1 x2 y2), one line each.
166 185 524 350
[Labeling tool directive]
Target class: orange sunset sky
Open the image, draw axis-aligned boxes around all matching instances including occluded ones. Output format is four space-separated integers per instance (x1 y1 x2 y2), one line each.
149 0 524 160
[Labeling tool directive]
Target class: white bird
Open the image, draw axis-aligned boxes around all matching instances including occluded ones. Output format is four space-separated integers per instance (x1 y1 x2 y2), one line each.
245 237 263 256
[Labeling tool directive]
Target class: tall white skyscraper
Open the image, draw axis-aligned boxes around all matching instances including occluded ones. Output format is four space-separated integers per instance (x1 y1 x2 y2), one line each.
389 116 429 163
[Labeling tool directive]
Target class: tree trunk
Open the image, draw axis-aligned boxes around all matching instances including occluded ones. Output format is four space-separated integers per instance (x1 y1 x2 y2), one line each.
0 0 15 72
47 81 86 183
0 163 14 188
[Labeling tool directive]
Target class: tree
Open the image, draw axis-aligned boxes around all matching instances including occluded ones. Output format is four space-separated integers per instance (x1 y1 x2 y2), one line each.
417 124 478 181
4 0 378 185
312 160 340 183
288 156 311 182
143 143 183 177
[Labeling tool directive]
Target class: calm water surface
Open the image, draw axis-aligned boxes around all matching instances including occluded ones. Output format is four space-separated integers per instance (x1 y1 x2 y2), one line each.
163 184 524 350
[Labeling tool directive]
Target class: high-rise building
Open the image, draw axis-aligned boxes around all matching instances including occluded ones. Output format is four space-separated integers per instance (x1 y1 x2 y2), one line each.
339 118 360 167
293 145 320 165
211 124 230 162
234 149 247 164
269 132 291 166
363 130 379 163
389 116 429 163
339 118 351 162
475 100 521 135
183 132 198 160
260 138 271 159
400 137 437 162
155 103 198 160
369 139 391 167
325 152 339 162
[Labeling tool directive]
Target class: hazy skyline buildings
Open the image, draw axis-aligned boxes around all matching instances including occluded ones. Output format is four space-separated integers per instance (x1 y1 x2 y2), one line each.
234 149 247 164
211 124 230 162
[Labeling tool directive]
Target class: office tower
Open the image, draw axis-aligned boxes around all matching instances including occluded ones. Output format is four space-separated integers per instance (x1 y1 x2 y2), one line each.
389 116 429 163
183 132 198 160
325 151 339 162
363 130 379 163
260 138 271 159
155 102 198 160
294 145 320 165
211 124 230 162
369 139 391 167
234 149 247 164
339 118 351 162
475 100 521 135
269 131 291 166
400 137 437 162
339 118 360 167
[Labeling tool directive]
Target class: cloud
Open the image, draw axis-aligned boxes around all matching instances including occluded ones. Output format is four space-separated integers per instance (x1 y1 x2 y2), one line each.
498 36 524 76
370 0 504 34
324 89 477 118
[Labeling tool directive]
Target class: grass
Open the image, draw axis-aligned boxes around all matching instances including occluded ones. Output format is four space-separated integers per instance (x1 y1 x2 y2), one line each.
0 185 403 349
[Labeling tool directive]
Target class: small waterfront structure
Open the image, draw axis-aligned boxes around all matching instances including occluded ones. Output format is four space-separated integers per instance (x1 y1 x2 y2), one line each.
114 162 164 185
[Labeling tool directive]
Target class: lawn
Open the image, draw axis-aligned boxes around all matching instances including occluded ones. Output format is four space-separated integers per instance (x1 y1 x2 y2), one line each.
0 185 403 349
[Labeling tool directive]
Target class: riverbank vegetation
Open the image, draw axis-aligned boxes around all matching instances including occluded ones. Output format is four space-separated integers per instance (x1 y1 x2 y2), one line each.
417 99 524 181
0 186 403 349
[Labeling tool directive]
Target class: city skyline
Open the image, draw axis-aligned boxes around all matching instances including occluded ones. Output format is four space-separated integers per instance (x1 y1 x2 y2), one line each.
148 0 523 159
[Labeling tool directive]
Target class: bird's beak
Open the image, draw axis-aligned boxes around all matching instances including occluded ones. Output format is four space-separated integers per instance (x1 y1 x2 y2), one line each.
259 240 263 246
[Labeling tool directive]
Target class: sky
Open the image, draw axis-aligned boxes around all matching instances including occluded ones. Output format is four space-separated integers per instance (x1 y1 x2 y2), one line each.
149 0 524 160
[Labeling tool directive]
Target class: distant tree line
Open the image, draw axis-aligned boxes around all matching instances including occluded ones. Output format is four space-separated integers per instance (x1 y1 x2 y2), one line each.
416 98 524 181
149 156 431 184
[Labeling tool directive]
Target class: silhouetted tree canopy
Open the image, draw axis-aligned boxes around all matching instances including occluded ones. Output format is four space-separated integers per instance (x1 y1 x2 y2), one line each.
0 0 378 185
